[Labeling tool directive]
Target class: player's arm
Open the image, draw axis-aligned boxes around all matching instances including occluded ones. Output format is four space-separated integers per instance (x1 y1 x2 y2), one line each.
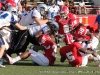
60 56 66 63
79 48 94 54
2 26 11 31
18 0 22 11
33 17 48 25
86 30 94 40
79 48 100 59
31 45 45 51
15 23 26 30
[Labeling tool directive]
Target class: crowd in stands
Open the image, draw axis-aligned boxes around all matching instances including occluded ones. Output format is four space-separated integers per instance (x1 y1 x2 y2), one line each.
19 0 100 15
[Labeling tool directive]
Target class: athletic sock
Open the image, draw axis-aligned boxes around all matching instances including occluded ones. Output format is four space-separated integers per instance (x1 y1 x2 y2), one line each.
12 56 21 63
96 55 100 61
94 57 99 62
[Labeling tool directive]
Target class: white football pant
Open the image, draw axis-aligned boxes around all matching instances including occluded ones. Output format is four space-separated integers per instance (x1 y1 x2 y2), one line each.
29 50 49 66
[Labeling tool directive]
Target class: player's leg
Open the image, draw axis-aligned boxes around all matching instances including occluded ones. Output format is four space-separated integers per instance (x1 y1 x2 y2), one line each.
80 54 88 67
0 35 7 67
98 24 100 38
88 36 99 51
6 51 30 64
29 50 49 66
6 50 49 66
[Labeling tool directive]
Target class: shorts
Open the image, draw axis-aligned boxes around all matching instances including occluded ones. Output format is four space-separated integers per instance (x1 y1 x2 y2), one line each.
0 29 11 50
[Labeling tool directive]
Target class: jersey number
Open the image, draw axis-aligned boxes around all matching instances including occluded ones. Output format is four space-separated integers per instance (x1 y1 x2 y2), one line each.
66 51 75 62
78 28 84 35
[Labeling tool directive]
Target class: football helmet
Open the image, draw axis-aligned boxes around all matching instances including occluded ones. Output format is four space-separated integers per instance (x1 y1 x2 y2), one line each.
7 6 18 15
39 34 51 45
47 21 59 35
5 0 16 8
60 6 69 19
37 4 48 16
68 19 78 31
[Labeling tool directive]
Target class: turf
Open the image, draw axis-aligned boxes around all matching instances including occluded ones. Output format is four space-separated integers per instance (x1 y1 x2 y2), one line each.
0 41 100 75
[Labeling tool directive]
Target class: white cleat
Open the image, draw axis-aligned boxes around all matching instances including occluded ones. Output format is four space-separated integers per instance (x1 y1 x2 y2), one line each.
0 64 5 68
6 54 14 65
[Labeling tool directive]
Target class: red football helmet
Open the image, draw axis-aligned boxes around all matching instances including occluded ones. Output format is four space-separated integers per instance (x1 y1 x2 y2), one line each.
60 6 69 19
6 0 16 8
39 34 51 45
0 2 2 10
68 19 78 30
62 33 74 45
61 6 69 14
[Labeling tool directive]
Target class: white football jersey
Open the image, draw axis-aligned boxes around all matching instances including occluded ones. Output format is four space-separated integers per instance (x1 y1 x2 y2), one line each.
47 5 60 20
19 9 41 26
0 11 18 28
29 24 48 36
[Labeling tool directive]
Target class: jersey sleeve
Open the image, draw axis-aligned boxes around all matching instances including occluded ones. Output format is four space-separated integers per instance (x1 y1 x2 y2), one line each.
59 46 66 56
74 42 82 50
31 10 41 19
11 14 18 22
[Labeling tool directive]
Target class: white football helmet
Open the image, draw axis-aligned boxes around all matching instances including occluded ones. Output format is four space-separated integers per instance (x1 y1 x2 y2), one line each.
37 4 48 16
37 4 48 12
7 6 18 15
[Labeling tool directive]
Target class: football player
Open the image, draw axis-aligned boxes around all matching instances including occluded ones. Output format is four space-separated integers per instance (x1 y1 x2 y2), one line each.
54 5 69 47
67 11 78 31
71 23 93 42
47 2 60 20
59 41 100 67
0 6 19 68
6 29 57 66
6 4 49 56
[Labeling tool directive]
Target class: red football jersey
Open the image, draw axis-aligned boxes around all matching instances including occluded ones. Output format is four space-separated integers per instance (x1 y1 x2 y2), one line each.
68 19 78 30
62 33 74 45
60 42 82 66
39 34 57 65
73 26 89 41
68 13 77 20
54 15 69 34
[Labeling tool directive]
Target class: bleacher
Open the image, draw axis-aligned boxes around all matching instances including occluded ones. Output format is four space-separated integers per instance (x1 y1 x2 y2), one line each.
74 0 100 14
27 0 41 6
26 0 100 15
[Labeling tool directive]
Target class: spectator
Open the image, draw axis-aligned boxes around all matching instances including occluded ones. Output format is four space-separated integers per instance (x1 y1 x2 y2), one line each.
21 7 28 17
63 0 69 6
69 0 74 6
27 6 32 12
68 0 77 14
94 12 100 38
57 0 64 6
78 0 87 15
44 0 55 5
30 0 34 2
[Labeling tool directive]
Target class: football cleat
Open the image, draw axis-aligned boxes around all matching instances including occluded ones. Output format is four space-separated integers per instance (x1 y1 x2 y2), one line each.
0 64 5 68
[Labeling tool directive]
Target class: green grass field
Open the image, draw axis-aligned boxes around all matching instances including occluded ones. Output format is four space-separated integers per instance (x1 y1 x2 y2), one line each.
0 41 100 75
